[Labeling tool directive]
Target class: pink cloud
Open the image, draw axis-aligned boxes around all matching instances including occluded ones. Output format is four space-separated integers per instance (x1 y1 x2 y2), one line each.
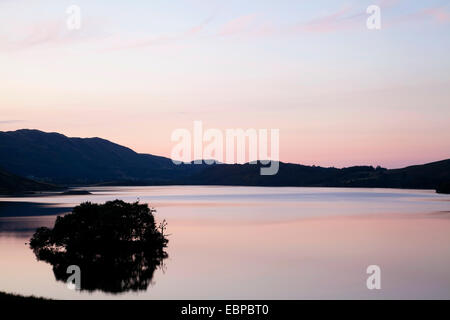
424 7 450 23
386 5 450 27
217 14 258 36
290 6 362 34
249 22 277 37
0 17 105 51
107 17 212 51
214 9 360 39
0 19 64 51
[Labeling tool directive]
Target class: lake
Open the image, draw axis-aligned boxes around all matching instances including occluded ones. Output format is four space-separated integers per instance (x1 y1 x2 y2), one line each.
0 186 449 299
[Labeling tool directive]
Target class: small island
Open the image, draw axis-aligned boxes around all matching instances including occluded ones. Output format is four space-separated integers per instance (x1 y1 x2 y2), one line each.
60 190 92 195
30 200 168 293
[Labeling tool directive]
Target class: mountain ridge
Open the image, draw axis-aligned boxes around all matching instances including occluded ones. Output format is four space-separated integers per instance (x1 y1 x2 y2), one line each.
0 129 449 191
0 129 180 184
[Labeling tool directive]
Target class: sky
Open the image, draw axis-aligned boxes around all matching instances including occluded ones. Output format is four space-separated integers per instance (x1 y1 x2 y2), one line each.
0 0 449 168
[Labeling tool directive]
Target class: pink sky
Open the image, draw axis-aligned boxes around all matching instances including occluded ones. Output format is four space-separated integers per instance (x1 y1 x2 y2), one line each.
1 0 449 168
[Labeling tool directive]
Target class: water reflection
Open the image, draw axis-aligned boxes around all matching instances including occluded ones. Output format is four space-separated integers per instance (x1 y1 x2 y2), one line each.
31 241 167 294
1 186 449 299
0 201 71 217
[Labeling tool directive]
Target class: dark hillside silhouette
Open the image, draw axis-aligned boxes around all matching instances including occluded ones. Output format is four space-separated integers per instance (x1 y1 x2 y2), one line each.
1 129 449 190
185 160 450 189
0 129 180 184
0 167 60 194
436 182 450 194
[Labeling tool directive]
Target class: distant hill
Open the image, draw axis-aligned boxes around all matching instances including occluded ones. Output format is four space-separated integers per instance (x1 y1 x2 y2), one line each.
436 181 450 194
0 168 59 194
185 160 450 189
0 129 194 184
0 129 449 190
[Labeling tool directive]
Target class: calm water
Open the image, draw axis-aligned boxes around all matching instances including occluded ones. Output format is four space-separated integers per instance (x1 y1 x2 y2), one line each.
0 186 449 299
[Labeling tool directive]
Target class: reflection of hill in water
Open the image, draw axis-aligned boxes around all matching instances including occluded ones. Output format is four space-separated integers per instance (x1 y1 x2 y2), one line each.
0 202 71 218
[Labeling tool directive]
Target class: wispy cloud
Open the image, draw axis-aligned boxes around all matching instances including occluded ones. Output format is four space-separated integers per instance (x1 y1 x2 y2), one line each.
213 6 365 38
386 4 450 27
0 120 25 124
107 17 213 51
214 2 449 39
290 6 362 34
0 16 107 52
2 2 447 53
422 6 450 23
217 13 258 36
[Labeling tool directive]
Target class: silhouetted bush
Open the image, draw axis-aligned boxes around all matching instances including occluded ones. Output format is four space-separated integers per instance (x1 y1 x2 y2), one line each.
30 200 168 293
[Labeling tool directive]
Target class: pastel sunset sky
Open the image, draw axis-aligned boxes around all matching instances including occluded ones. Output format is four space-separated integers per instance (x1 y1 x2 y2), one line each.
1 0 449 168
